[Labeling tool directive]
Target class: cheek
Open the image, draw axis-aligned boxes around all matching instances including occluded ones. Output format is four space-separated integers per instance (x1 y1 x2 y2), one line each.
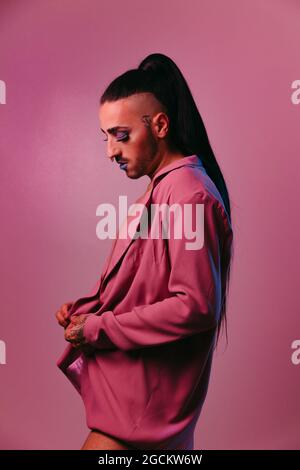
133 132 148 148
138 131 157 153
129 129 157 160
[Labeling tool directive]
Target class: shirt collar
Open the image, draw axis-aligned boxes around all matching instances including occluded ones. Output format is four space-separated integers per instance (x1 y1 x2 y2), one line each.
149 154 204 187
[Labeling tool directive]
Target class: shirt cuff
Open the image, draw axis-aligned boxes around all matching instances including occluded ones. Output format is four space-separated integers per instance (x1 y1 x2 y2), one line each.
83 312 116 350
83 314 100 345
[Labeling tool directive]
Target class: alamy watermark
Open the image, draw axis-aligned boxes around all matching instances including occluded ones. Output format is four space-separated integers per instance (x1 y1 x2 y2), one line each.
291 339 300 365
0 340 6 364
95 196 204 250
291 80 300 105
0 80 6 104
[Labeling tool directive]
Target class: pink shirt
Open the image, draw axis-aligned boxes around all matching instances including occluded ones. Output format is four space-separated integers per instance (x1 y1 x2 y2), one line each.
56 154 233 450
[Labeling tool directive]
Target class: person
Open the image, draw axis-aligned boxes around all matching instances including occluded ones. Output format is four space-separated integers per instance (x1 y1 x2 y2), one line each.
55 53 234 450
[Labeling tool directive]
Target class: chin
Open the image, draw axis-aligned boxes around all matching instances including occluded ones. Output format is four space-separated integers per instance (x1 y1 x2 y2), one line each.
126 172 139 180
125 164 144 179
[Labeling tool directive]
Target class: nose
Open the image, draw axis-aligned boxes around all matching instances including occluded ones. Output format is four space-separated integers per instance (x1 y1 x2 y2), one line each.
106 139 121 163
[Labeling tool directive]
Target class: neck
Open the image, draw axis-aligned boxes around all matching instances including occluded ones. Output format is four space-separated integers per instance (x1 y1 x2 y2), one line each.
148 151 185 182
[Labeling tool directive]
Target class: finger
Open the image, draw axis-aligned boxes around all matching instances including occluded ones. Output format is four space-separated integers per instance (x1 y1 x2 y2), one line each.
69 314 82 325
55 302 73 325
62 317 71 328
64 328 73 342
55 309 63 322
72 313 88 323
56 311 70 328
62 302 73 313
61 302 73 319
64 323 77 342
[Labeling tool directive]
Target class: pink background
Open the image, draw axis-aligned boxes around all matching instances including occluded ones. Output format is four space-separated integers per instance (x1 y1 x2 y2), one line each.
0 0 299 449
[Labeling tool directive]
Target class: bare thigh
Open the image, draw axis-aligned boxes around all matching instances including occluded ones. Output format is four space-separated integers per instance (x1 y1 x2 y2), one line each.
81 429 137 450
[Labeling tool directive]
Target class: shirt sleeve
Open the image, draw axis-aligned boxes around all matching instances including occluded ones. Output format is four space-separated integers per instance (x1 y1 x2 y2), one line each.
82 191 231 351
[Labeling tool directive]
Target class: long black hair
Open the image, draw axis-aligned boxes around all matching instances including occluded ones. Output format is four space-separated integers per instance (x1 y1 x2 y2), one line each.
100 53 234 348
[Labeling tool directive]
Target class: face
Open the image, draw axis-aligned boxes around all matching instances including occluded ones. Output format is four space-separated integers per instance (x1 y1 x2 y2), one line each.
99 92 170 180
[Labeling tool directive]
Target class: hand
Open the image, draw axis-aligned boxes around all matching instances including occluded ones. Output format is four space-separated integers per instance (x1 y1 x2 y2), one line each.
64 314 90 349
55 301 74 328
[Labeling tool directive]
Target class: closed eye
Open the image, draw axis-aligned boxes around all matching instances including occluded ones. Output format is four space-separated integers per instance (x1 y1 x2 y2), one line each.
103 131 129 142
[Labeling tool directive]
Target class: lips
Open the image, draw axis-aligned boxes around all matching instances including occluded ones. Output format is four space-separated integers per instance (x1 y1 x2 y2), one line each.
119 162 128 171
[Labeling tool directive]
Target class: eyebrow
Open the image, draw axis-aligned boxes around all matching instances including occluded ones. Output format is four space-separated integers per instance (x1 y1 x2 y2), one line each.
100 126 130 135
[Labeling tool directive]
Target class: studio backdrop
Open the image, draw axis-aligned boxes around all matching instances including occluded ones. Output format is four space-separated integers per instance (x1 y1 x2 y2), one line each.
0 0 299 450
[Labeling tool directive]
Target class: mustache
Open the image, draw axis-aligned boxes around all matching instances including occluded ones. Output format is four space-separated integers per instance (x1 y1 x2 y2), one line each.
115 157 127 164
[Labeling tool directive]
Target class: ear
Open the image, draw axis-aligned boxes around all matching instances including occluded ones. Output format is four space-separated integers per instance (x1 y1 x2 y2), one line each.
153 112 169 138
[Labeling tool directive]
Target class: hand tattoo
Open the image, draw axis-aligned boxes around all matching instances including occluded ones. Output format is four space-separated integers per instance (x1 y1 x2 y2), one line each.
65 314 88 349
